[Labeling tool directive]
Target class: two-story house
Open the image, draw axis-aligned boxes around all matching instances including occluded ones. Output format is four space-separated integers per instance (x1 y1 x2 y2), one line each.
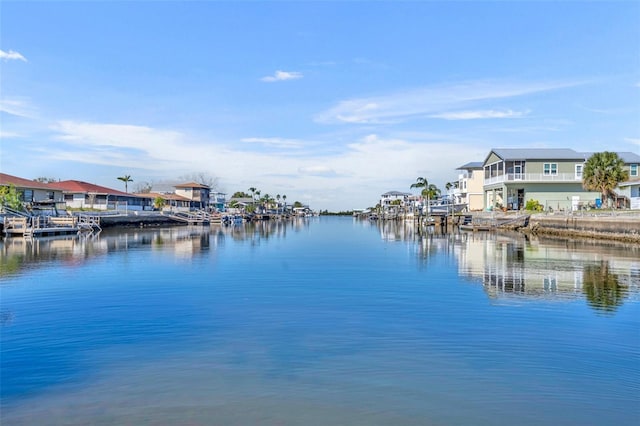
455 162 484 211
174 182 210 210
482 149 640 211
209 191 227 212
380 191 413 210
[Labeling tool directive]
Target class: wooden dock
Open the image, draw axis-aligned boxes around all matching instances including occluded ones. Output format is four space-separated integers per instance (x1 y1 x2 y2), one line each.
166 210 216 225
3 215 101 237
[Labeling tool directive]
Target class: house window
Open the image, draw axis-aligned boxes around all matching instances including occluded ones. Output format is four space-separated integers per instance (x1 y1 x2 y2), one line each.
631 164 638 177
544 163 558 176
575 164 583 179
22 189 33 202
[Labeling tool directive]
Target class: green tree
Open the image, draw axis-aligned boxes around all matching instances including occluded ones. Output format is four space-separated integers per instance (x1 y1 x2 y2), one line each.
262 193 272 208
232 191 250 198
410 177 440 200
582 152 629 208
117 175 133 193
153 196 165 210
424 184 441 200
410 177 429 193
583 262 627 314
0 184 23 210
248 187 256 200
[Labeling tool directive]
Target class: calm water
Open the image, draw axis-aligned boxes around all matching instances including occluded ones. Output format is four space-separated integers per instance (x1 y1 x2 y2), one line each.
1 217 639 425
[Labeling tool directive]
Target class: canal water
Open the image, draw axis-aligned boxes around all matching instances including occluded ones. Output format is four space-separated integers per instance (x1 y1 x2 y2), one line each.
1 217 639 425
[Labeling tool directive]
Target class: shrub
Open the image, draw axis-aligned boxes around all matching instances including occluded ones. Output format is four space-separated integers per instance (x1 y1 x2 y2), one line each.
525 199 544 212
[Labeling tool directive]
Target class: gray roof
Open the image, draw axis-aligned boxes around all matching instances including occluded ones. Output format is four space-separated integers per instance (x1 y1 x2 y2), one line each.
382 191 411 196
582 151 640 163
489 148 587 162
487 148 640 164
457 161 483 170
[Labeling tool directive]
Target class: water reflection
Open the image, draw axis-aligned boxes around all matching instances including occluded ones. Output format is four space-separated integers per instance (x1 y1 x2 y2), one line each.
0 218 317 279
583 262 628 313
373 220 640 311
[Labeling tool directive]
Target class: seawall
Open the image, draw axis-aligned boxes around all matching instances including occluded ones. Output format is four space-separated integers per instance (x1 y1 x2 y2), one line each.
525 213 640 243
99 214 182 228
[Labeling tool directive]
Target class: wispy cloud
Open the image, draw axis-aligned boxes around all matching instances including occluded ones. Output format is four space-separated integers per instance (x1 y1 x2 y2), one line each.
429 109 529 120
241 137 305 149
0 130 23 139
315 80 580 124
0 98 36 118
0 49 27 62
50 120 197 169
261 70 303 82
298 165 338 177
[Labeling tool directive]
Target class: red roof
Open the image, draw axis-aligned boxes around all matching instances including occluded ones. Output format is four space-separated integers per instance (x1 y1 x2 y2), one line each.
48 180 141 197
0 173 58 190
174 182 210 189
145 192 191 201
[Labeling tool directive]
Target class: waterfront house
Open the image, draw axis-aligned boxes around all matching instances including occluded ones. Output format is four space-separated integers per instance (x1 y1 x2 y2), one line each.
48 180 152 211
174 182 210 210
210 191 227 212
613 152 640 209
482 148 640 211
455 162 484 211
145 192 192 211
0 173 64 208
380 191 412 208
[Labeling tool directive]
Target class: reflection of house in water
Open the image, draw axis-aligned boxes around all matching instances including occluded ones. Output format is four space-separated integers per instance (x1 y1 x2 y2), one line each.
0 228 229 277
453 232 640 309
1 235 109 277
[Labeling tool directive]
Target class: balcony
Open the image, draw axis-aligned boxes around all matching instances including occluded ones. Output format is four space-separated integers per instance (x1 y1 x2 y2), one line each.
485 173 581 185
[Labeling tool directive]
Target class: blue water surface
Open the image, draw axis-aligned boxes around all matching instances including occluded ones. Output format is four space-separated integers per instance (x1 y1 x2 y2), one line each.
1 217 639 425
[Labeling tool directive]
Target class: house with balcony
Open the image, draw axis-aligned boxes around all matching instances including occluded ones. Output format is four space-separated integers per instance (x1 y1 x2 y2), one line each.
174 182 210 210
482 149 640 211
209 191 227 212
456 162 484 211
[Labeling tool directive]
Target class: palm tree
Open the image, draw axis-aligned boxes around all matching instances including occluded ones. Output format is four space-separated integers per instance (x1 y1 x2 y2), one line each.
582 152 629 208
117 175 133 193
153 196 165 210
424 184 441 201
410 177 429 193
248 187 256 200
583 262 627 313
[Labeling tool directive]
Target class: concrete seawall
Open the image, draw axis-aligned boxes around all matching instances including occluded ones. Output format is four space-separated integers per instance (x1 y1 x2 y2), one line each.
99 214 182 228
525 213 640 243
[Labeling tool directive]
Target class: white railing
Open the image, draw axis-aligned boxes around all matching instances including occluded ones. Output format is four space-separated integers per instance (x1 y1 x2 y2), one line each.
485 173 581 185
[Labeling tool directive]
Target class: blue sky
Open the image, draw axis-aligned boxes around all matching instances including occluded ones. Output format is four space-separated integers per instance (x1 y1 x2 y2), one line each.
1 1 639 211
